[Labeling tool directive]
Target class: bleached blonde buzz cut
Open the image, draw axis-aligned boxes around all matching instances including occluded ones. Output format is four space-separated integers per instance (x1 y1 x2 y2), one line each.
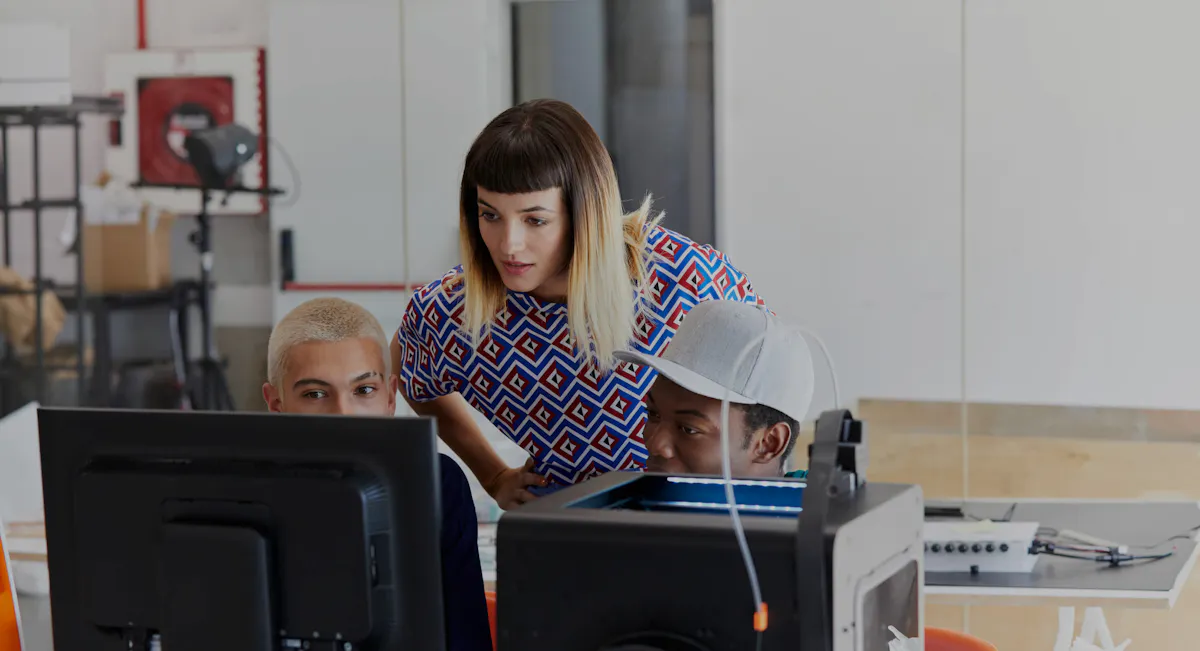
266 297 389 386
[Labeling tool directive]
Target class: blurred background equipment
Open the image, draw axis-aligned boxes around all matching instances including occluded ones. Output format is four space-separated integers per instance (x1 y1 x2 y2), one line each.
134 121 282 411
105 48 267 216
0 96 124 417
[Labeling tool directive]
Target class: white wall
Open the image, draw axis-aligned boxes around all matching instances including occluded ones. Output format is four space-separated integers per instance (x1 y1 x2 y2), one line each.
964 0 1200 410
720 0 1200 412
268 0 511 335
718 0 964 413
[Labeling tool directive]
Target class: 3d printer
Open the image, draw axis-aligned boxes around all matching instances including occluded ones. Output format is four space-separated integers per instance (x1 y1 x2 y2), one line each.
496 410 925 651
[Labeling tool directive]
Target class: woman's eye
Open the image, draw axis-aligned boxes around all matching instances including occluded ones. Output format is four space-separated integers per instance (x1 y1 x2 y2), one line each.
681 426 702 436
527 217 547 227
646 409 660 422
480 211 499 222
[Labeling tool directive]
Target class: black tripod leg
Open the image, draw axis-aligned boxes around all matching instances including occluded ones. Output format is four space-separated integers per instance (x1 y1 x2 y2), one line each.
213 358 235 410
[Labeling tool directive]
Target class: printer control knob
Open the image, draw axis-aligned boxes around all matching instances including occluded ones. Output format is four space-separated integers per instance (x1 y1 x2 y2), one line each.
985 543 995 553
958 543 969 553
972 544 982 553
1000 543 1009 552
930 544 941 553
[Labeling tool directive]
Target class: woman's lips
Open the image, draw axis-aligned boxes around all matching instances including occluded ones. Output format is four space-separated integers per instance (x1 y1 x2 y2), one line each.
502 261 533 276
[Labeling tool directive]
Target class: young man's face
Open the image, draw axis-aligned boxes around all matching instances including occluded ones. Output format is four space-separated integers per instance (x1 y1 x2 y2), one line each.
262 338 398 416
643 377 790 477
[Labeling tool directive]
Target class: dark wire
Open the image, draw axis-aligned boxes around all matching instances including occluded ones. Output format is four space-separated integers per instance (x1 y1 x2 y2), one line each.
269 136 302 208
1032 540 1175 566
1038 521 1200 551
1130 522 1200 550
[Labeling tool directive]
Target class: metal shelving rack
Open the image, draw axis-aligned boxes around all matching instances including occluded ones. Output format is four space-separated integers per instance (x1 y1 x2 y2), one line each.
0 96 123 416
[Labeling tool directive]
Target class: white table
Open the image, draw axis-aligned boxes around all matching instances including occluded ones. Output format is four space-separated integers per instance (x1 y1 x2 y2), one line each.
924 499 1200 650
924 499 1200 609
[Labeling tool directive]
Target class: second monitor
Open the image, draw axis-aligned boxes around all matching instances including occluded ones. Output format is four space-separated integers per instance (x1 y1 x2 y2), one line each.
37 408 447 651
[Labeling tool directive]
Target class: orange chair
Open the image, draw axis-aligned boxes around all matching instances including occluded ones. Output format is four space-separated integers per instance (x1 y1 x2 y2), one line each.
485 591 497 651
925 627 998 651
0 539 21 651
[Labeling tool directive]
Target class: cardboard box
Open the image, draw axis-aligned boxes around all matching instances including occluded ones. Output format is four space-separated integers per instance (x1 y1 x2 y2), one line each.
0 23 71 107
82 208 175 294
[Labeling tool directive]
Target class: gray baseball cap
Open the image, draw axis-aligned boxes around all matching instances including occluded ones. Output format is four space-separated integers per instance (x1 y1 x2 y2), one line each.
615 300 815 423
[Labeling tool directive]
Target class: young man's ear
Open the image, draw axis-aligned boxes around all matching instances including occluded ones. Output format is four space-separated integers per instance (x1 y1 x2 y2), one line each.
262 382 284 413
751 421 792 466
387 374 400 414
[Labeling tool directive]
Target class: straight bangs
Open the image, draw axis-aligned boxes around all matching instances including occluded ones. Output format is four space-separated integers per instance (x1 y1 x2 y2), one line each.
464 127 570 197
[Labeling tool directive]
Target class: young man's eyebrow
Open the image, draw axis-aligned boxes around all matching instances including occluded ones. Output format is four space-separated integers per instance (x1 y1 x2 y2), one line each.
352 371 382 382
675 408 719 427
292 378 332 390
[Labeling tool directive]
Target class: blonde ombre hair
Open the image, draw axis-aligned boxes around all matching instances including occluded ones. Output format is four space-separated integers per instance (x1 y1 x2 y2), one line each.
455 99 659 370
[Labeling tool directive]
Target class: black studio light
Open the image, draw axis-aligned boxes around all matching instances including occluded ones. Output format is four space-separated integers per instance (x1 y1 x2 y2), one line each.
183 123 258 189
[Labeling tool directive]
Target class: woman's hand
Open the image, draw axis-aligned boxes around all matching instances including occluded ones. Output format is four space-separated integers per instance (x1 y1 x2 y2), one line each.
485 457 548 510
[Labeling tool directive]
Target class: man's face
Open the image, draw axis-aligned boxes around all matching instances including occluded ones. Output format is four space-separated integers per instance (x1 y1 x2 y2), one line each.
262 338 398 416
643 377 789 477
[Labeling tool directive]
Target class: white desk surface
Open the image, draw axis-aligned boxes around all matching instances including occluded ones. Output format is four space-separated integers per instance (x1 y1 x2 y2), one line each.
924 498 1200 609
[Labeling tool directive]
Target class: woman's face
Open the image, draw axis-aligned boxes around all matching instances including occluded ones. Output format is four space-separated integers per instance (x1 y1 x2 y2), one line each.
476 186 572 301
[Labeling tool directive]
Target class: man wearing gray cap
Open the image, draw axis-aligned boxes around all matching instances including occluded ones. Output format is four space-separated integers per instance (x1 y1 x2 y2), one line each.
615 300 815 478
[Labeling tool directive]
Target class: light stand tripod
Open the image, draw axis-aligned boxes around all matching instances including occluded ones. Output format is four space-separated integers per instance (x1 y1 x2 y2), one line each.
187 186 234 411
133 181 282 411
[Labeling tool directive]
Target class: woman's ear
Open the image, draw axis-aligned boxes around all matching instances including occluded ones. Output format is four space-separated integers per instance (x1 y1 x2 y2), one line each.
751 421 793 466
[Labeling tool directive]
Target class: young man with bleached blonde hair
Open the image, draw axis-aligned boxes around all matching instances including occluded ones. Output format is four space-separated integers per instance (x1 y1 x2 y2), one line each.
264 297 491 651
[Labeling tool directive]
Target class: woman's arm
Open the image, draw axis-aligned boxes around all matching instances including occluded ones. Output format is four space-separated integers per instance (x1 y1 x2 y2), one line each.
391 331 546 509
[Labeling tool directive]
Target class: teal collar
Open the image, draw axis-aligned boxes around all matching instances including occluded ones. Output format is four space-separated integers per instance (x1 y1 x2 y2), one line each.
784 469 807 479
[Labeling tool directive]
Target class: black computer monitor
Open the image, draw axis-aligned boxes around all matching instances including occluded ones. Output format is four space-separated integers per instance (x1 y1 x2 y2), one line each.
37 408 446 651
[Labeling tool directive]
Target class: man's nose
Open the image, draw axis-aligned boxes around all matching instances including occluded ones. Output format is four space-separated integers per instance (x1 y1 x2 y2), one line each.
333 394 356 415
645 424 674 459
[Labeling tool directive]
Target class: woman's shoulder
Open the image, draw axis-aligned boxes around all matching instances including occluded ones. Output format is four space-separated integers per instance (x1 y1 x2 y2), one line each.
642 225 733 268
641 226 758 303
402 266 467 329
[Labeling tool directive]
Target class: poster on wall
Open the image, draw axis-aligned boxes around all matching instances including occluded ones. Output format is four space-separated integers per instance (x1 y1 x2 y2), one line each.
105 48 267 215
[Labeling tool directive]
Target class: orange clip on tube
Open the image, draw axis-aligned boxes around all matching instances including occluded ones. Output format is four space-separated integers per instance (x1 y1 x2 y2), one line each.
753 602 769 632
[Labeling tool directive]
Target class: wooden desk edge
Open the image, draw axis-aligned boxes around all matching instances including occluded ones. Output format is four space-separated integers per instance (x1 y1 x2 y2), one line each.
925 586 1177 610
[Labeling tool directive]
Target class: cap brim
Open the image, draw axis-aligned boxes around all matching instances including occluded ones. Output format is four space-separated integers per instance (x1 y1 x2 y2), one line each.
614 350 756 405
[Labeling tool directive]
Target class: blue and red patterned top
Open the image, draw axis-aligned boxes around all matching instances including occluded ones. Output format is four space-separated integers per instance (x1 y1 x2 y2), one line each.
397 225 764 487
